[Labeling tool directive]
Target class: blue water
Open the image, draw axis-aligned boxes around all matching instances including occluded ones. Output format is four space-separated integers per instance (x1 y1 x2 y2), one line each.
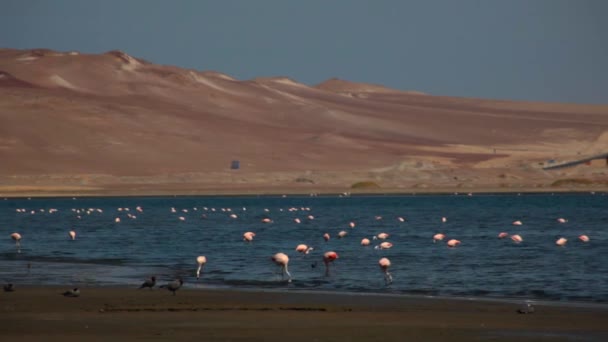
1 193 607 303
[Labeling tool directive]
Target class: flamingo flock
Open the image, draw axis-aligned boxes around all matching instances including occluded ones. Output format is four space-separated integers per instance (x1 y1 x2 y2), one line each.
4 202 596 292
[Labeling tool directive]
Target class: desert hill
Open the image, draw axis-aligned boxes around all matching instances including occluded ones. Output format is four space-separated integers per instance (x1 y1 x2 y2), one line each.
0 48 607 195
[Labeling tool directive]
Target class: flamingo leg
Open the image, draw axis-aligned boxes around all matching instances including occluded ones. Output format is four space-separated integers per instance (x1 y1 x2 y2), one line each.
284 265 292 282
196 265 202 279
385 272 393 285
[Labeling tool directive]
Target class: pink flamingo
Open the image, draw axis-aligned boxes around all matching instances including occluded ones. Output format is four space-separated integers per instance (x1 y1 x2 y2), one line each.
68 230 76 240
441 217 447 223
512 220 523 226
323 233 330 242
579 235 590 243
243 232 255 242
295 244 313 254
294 218 301 224
307 215 314 220
498 232 509 239
557 218 567 223
511 234 523 243
271 252 292 282
433 233 446 243
397 217 405 222
375 242 393 250
349 222 356 228
447 239 461 248
338 231 348 238
261 218 272 223
361 238 371 246
323 251 338 276
556 237 567 246
10 232 21 251
378 257 393 285
374 233 389 240
196 256 207 279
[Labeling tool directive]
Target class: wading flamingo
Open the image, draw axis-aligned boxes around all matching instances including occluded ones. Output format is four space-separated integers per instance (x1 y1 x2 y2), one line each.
294 218 301 224
498 232 509 239
375 242 393 250
512 220 523 226
441 217 447 223
511 234 523 243
374 233 389 240
349 222 356 228
68 230 76 240
379 257 393 285
447 239 461 248
261 218 272 223
10 233 21 252
243 232 255 242
196 256 207 279
361 238 371 246
271 252 292 282
579 235 590 243
557 218 567 223
433 233 446 243
323 233 330 242
397 217 405 222
323 251 338 276
338 231 348 238
555 237 567 246
295 244 313 254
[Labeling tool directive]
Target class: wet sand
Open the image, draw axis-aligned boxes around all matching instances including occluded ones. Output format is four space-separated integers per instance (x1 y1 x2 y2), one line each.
1 287 607 341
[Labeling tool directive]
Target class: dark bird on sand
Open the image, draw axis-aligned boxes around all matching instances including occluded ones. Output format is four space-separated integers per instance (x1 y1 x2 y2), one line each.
62 288 80 297
139 276 156 289
4 283 15 292
160 278 183 296
517 302 535 314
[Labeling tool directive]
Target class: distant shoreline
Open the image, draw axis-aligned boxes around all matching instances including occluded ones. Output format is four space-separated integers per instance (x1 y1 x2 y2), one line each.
1 186 606 198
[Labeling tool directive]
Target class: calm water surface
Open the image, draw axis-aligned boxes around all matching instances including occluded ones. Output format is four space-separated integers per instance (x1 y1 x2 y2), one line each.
1 194 607 303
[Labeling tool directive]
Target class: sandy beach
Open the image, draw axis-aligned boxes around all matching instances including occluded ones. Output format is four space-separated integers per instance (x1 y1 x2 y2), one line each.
1 287 607 341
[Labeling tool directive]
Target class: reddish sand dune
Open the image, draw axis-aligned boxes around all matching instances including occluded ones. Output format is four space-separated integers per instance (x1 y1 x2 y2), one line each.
0 48 607 195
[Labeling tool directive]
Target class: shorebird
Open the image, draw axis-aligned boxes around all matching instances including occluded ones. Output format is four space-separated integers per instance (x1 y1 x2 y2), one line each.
271 252 292 282
139 276 156 289
160 278 183 295
62 288 80 297
4 283 15 292
517 302 535 314
323 251 338 276
196 256 207 279
379 257 393 285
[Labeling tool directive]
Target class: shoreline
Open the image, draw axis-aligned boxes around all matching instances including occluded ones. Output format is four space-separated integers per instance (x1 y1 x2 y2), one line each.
1 186 607 198
2 286 608 341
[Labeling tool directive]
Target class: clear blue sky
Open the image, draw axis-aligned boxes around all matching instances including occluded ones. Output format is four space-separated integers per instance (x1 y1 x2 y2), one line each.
2 0 607 104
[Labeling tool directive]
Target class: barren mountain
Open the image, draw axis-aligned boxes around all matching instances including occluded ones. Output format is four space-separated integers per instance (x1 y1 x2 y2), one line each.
1 48 607 195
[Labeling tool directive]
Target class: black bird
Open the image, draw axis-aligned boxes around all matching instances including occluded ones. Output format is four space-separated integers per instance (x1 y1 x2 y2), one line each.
160 278 183 296
139 276 156 290
62 288 80 297
517 302 535 314
4 283 15 292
